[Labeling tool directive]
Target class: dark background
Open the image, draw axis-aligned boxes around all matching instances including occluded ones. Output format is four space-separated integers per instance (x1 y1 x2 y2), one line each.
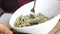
1 0 34 13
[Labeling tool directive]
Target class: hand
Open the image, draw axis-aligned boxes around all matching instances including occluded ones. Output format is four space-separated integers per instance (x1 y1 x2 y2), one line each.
0 21 13 34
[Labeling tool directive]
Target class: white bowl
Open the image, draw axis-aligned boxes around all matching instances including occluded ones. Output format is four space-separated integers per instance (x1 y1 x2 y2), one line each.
9 1 60 34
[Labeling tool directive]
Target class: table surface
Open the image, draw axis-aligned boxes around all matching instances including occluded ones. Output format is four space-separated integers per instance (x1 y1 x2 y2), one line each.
48 20 60 34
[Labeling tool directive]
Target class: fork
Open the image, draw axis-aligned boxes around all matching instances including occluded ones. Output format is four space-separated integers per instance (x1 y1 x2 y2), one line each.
30 0 36 19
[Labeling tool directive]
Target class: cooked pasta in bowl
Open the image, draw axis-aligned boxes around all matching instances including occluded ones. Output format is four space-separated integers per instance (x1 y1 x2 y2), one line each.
9 1 60 34
14 13 52 28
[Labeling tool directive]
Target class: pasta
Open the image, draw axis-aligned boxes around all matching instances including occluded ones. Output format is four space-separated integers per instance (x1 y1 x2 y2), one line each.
14 13 51 28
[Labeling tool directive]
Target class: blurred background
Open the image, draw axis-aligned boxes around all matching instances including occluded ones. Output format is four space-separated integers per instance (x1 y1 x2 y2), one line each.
0 0 33 15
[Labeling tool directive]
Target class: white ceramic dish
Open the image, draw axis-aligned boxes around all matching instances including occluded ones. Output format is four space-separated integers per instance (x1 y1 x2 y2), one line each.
9 0 60 34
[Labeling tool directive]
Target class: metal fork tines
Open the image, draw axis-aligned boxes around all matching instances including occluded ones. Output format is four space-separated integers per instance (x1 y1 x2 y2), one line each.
30 0 36 18
30 8 35 18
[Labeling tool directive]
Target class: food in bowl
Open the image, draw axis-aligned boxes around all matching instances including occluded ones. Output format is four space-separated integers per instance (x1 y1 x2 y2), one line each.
14 13 52 28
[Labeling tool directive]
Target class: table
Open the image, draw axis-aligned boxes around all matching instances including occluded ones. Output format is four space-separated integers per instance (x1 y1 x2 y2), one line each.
49 21 60 34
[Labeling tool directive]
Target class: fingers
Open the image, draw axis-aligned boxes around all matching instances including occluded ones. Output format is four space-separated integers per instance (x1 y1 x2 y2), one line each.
3 25 13 34
0 21 13 34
